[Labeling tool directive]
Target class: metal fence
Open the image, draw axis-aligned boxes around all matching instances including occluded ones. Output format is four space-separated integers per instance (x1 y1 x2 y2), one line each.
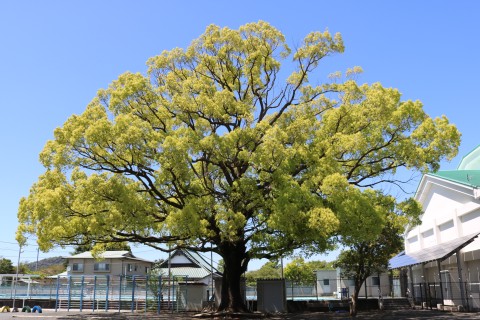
410 281 480 311
246 281 318 301
0 275 192 313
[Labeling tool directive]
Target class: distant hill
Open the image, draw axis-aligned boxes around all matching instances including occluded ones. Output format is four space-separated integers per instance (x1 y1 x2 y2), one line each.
25 256 65 272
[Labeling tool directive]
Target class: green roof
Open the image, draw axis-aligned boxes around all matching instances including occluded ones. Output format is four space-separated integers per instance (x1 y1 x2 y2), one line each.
430 170 480 188
458 145 480 170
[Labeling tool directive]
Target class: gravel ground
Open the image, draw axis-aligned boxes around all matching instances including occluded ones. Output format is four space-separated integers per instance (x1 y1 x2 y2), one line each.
0 309 479 320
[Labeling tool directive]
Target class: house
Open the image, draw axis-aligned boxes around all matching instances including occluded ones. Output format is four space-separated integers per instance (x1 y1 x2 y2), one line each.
158 249 221 285
158 249 222 310
389 146 480 310
66 250 153 276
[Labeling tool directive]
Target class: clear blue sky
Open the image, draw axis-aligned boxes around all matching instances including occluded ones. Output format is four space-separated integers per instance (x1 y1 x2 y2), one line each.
1 1 478 270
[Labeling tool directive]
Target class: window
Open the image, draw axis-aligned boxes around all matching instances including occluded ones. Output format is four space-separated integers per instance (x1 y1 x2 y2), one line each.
407 235 418 243
439 220 454 231
72 263 83 272
145 267 150 274
372 276 380 286
422 229 434 238
127 264 133 272
94 263 110 272
323 279 330 286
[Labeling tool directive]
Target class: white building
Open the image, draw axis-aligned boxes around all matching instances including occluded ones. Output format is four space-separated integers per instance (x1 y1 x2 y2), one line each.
390 146 480 310
315 269 390 299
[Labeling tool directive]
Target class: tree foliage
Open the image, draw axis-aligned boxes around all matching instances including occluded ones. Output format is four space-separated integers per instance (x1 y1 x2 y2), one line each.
334 195 420 316
71 242 131 255
245 261 281 285
284 257 334 284
0 258 14 274
17 21 460 312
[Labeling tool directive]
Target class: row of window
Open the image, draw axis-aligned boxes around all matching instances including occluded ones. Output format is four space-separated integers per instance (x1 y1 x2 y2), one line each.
72 263 144 272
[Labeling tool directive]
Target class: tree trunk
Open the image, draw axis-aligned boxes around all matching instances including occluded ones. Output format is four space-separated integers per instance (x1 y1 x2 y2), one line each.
350 284 362 317
350 292 357 317
217 242 250 313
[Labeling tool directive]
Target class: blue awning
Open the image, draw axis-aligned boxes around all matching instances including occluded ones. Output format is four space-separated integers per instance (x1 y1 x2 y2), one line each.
389 232 480 269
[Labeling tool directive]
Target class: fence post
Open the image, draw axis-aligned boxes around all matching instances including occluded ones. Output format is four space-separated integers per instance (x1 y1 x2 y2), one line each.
105 275 110 312
291 281 294 301
465 281 470 311
172 276 175 313
419 283 423 309
186 276 189 311
93 275 97 312
55 276 60 312
80 275 85 312
145 275 148 313
118 275 123 312
131 275 136 313
67 276 72 312
157 275 162 315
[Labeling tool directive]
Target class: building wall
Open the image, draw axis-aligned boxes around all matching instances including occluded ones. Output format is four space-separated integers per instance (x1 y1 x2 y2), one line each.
315 270 337 296
181 284 207 311
406 177 480 256
68 258 151 276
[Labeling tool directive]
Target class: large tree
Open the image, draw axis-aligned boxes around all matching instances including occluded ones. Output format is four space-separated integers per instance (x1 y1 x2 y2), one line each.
17 21 460 312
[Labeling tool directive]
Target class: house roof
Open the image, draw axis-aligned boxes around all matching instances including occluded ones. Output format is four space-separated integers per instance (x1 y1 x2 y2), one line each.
429 170 480 188
67 250 152 263
413 146 480 189
389 232 480 269
159 266 212 280
457 145 480 170
159 249 221 280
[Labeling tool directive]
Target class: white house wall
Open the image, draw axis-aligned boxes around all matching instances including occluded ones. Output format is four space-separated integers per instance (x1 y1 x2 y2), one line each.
406 176 480 255
170 254 191 264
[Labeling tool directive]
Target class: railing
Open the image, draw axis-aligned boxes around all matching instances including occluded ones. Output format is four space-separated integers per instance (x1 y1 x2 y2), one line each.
0 274 195 313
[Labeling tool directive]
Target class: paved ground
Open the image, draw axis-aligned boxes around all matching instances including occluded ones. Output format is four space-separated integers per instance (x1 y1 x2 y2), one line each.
0 309 480 319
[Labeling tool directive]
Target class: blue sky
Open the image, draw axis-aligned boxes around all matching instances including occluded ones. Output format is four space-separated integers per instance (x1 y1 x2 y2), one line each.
0 1 479 271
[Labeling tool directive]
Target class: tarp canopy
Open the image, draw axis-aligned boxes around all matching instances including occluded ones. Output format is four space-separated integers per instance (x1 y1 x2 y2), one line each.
389 232 480 269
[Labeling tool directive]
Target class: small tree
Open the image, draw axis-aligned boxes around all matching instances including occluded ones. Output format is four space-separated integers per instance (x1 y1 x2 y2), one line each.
333 194 421 316
147 259 166 301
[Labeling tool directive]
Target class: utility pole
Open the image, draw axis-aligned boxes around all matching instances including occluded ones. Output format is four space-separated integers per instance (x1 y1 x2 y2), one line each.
35 247 39 271
211 244 214 303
